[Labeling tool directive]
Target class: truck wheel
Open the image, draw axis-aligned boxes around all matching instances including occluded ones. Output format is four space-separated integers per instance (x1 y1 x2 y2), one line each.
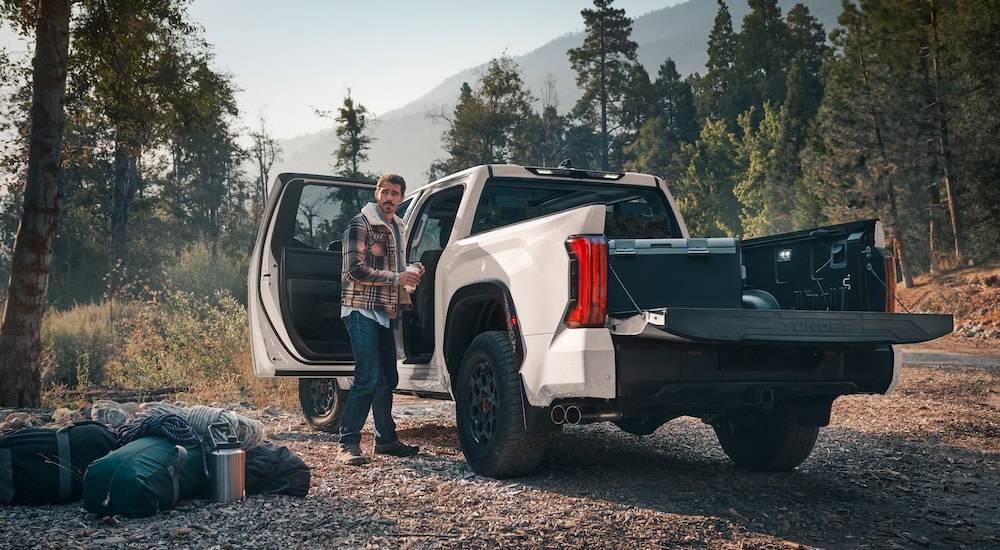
712 406 819 472
614 416 667 436
456 331 546 478
298 378 348 433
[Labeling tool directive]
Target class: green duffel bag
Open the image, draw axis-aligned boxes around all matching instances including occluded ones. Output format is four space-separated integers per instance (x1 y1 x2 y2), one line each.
82 436 208 517
0 420 119 505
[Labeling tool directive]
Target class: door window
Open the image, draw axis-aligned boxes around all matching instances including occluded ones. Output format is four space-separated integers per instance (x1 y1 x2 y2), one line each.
292 184 373 250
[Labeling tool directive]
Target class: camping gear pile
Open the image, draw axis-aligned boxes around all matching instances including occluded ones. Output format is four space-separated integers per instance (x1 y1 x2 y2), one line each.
0 402 310 517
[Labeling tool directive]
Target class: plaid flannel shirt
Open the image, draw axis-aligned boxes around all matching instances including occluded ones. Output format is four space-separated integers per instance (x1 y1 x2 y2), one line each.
341 202 402 315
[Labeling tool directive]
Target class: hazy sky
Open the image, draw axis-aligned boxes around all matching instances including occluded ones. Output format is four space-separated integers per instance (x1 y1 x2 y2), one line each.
2 0 685 141
188 0 685 139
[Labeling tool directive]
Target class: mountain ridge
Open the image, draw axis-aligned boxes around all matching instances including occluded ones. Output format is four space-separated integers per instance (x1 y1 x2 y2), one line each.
272 0 840 183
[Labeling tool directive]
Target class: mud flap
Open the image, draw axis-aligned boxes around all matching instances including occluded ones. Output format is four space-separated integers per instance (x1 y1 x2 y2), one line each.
521 383 561 434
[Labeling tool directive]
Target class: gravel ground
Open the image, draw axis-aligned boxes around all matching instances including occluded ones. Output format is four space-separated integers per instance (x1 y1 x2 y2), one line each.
2 344 998 550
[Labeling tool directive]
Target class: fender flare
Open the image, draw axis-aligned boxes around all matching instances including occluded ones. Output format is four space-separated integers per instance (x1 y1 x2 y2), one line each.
444 279 525 369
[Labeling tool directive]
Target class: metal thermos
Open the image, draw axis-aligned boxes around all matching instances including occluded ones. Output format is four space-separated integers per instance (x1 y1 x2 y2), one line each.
208 422 245 503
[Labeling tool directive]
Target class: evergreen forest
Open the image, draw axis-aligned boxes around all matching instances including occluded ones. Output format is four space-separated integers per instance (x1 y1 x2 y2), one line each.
0 0 997 405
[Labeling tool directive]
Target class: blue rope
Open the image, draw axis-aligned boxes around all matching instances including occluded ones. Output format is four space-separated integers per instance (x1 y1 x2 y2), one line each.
117 413 209 475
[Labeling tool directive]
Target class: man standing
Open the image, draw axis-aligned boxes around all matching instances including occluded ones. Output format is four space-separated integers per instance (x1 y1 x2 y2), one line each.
338 173 423 466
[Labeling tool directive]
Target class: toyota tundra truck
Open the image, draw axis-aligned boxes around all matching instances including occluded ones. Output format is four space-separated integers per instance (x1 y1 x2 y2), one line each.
249 164 953 478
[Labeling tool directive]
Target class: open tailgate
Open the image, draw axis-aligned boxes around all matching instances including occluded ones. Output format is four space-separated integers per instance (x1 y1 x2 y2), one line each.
609 308 954 345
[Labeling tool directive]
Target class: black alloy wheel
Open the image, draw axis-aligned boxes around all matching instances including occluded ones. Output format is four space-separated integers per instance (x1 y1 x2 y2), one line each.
298 378 348 433
455 331 546 478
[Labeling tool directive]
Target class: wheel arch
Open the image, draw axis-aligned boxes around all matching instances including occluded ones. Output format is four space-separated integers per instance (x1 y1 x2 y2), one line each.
444 280 524 393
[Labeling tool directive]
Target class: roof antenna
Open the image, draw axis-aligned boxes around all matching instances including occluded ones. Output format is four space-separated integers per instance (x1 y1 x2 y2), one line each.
558 159 573 168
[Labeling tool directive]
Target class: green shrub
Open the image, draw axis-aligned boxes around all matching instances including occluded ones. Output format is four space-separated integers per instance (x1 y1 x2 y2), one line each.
41 282 299 410
105 288 248 390
161 243 249 306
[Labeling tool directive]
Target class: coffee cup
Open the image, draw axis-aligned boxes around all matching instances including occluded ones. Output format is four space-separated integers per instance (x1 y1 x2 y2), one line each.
403 264 419 292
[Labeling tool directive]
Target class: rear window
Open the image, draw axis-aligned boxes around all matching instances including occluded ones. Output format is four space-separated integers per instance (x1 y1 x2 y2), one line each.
471 178 679 238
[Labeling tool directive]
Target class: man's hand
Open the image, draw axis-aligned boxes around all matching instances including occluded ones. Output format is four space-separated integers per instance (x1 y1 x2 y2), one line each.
399 268 422 290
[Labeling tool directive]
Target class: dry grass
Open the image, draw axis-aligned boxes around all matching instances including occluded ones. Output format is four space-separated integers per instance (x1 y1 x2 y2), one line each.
40 287 300 413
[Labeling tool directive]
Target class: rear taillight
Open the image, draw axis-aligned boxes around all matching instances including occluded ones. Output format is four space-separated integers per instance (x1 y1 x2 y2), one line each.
565 236 608 328
883 253 897 313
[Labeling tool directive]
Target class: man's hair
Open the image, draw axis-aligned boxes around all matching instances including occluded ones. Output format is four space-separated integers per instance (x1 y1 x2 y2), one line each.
376 173 406 194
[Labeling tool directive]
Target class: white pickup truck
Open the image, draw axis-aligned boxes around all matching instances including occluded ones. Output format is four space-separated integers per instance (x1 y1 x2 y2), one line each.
249 164 952 478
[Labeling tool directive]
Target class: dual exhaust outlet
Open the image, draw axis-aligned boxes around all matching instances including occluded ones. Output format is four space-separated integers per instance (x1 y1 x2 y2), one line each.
550 404 622 426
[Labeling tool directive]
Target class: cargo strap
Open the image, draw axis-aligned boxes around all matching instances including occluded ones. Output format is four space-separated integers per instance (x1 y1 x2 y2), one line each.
609 263 641 314
55 426 71 502
169 445 188 507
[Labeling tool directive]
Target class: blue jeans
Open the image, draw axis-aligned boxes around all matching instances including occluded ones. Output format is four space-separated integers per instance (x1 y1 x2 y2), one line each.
339 311 399 447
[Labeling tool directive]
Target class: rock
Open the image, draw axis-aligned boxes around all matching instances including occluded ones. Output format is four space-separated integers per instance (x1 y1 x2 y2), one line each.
1 412 33 431
51 408 83 425
90 399 135 428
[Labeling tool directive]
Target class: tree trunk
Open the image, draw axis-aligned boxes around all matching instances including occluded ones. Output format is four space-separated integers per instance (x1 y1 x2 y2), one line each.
928 0 965 264
108 146 137 298
0 0 72 407
893 235 915 289
883 172 914 289
928 184 941 273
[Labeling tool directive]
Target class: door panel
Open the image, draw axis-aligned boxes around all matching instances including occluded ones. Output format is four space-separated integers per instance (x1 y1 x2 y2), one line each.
281 248 351 360
250 174 375 376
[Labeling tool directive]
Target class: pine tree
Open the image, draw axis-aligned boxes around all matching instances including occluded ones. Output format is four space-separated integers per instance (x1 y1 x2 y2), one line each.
672 119 744 238
623 60 698 185
945 0 1000 262
802 1 924 287
70 0 207 297
698 0 739 129
782 5 827 230
568 0 638 171
735 102 800 237
784 3 827 138
431 57 535 176
316 90 377 180
737 0 790 126
614 63 655 169
654 59 699 148
921 0 964 264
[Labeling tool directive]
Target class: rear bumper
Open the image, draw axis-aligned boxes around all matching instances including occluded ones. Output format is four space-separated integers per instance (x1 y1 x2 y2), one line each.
611 336 899 411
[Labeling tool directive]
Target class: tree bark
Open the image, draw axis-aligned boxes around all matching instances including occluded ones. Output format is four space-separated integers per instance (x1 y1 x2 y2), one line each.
0 0 72 407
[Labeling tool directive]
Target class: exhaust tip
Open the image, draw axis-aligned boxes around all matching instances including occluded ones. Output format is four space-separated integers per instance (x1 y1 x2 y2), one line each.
550 405 566 425
565 405 582 425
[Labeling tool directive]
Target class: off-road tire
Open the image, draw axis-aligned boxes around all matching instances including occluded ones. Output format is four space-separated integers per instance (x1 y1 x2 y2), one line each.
299 378 348 434
456 331 546 478
713 405 819 472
